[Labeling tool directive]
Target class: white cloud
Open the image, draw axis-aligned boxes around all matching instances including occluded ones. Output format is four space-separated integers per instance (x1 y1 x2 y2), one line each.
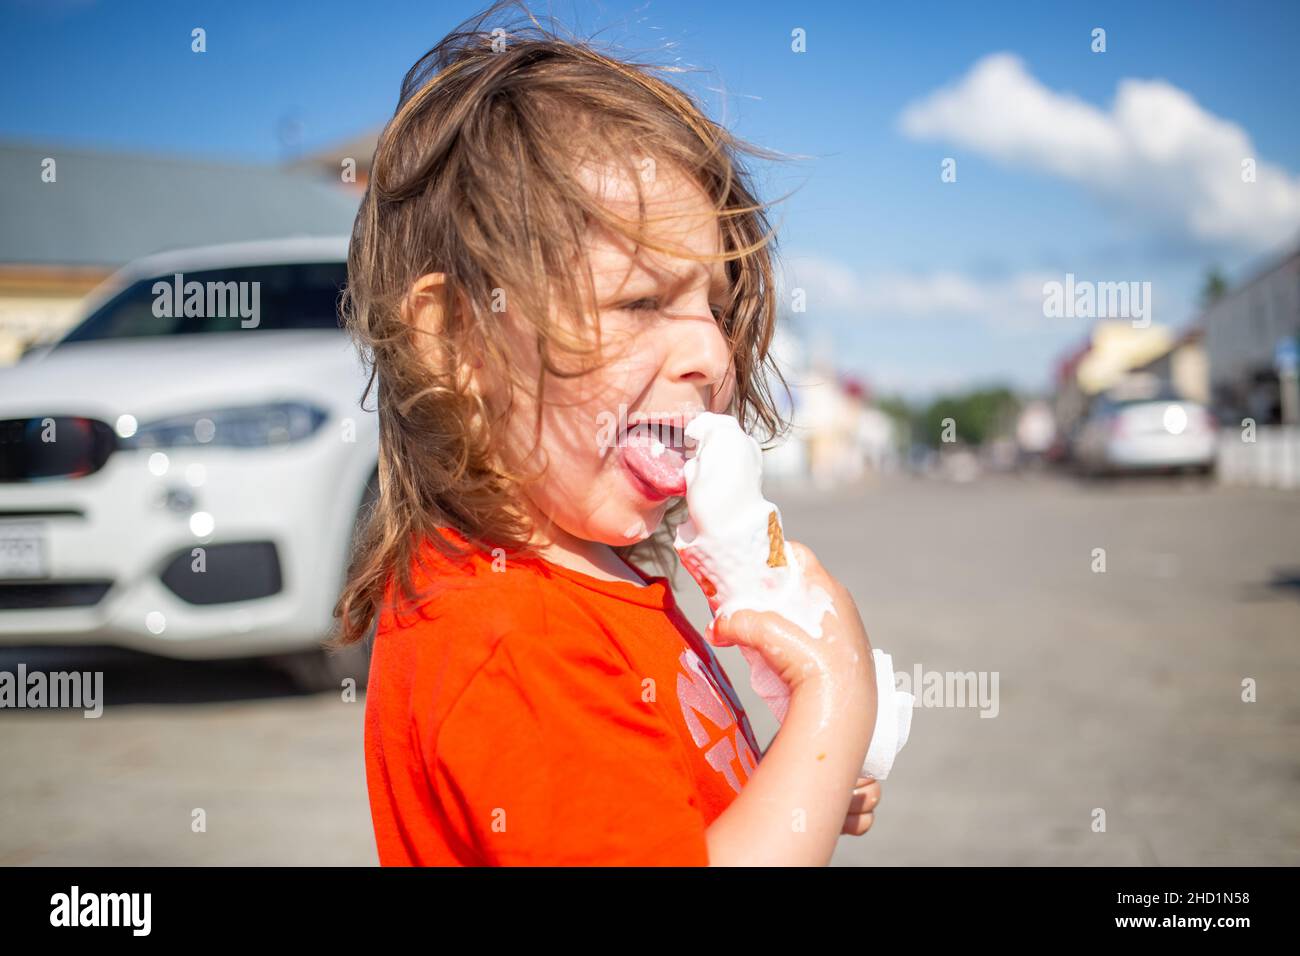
777 257 862 312
778 256 1058 330
898 53 1300 252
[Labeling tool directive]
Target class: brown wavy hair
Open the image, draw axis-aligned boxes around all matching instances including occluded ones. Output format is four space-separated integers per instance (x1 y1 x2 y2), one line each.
329 0 793 649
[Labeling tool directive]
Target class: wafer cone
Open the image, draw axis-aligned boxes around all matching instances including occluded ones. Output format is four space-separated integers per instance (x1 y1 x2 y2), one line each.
766 510 786 568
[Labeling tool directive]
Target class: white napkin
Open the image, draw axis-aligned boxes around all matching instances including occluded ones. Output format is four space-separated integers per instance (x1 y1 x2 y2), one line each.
738 644 914 780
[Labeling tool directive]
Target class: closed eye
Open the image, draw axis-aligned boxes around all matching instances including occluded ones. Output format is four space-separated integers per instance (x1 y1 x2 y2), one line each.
619 298 661 313
618 298 727 323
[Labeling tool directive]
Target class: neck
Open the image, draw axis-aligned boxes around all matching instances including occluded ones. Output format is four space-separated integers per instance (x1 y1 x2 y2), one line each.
524 504 646 587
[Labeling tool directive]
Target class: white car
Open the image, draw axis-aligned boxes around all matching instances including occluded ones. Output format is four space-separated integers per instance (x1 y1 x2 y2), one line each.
0 237 379 690
1072 390 1218 477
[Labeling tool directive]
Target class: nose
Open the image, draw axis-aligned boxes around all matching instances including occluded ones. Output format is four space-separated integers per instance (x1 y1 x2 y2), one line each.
662 303 734 409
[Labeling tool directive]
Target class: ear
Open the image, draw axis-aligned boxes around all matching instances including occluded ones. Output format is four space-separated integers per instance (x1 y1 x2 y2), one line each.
402 271 452 342
402 272 483 389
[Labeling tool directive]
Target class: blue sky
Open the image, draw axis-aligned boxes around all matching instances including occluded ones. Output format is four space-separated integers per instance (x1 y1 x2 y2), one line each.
3 0 1298 399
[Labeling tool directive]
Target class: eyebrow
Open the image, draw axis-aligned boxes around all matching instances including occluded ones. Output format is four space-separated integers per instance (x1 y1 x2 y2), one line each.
632 261 730 301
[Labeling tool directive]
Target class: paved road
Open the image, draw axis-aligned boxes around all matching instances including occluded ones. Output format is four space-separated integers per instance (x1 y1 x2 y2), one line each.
2 473 1297 865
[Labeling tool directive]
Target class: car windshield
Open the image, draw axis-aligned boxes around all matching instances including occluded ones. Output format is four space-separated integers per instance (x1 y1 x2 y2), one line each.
1114 389 1186 407
1091 386 1189 417
60 262 348 343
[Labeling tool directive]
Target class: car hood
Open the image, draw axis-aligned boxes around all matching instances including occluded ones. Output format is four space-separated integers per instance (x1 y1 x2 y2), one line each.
0 331 373 422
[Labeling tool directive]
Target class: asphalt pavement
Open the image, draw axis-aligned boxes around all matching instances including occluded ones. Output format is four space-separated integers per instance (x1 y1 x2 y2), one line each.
2 472 1297 865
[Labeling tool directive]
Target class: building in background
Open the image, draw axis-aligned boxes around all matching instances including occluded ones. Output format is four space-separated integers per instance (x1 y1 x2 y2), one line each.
0 140 360 362
1049 242 1300 489
847 378 899 476
286 128 381 194
1131 326 1210 406
761 320 897 488
1202 243 1300 489
1073 321 1175 396
1052 320 1175 449
797 357 865 489
761 320 809 482
1202 244 1300 426
1014 399 1056 464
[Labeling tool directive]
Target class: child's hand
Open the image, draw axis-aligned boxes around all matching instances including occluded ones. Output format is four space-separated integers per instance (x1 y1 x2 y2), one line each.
842 776 881 836
708 540 874 700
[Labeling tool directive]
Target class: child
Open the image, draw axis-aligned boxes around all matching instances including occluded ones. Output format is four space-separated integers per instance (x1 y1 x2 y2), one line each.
331 3 882 866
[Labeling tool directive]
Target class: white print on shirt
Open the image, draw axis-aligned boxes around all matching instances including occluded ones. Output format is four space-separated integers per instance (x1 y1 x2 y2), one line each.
676 647 758 793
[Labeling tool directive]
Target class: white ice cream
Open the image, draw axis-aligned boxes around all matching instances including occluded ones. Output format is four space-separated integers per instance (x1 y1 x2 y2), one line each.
673 412 835 637
672 412 914 780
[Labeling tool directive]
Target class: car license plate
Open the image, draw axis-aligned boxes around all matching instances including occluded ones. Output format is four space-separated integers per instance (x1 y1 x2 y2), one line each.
0 523 47 579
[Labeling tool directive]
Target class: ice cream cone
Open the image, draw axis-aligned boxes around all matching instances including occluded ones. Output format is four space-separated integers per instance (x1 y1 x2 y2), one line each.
766 510 786 568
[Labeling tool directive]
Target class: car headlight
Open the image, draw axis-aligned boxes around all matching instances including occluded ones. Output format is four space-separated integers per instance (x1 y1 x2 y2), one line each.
120 402 328 449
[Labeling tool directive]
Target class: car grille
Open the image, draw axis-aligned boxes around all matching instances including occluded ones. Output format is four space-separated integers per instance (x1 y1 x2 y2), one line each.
0 417 118 482
0 580 113 609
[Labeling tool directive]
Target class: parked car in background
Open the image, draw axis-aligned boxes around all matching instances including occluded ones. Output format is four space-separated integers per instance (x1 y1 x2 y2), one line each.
0 237 379 690
1071 387 1217 478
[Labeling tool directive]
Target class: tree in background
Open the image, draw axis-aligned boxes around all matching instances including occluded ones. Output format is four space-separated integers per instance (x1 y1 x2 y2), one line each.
1200 266 1229 309
872 386 1023 450
874 393 913 434
916 386 1021 448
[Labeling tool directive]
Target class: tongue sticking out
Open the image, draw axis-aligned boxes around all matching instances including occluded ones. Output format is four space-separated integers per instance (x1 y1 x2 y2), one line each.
621 423 688 497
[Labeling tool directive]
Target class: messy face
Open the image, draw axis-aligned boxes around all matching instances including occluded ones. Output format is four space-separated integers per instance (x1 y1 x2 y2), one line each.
497 162 737 550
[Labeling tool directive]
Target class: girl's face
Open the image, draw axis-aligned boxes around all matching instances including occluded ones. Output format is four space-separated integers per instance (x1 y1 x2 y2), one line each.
499 162 737 551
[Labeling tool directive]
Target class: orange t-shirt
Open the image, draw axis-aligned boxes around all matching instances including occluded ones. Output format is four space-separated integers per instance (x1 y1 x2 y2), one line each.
363 526 763 866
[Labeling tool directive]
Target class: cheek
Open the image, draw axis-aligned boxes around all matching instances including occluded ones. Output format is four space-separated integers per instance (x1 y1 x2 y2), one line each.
711 360 739 411
555 338 662 454
608 341 661 379
595 335 665 408
526 405 638 540
502 316 668 533
526 374 628 489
